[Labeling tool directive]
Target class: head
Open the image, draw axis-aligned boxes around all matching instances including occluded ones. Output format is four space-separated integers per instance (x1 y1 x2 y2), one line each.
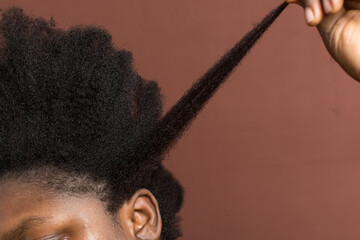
0 7 183 240
0 3 288 240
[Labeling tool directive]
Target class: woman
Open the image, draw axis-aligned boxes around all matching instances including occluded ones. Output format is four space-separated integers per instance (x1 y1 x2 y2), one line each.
0 7 182 240
0 1 358 239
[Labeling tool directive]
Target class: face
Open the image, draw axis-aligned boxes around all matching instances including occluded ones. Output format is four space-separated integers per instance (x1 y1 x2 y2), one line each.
0 180 162 240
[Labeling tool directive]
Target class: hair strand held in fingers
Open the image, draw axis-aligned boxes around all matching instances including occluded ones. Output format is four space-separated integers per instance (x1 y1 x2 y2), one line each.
134 2 289 163
0 2 288 240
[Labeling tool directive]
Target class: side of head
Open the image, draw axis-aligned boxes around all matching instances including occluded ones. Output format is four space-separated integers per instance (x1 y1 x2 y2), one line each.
0 7 183 240
0 166 164 240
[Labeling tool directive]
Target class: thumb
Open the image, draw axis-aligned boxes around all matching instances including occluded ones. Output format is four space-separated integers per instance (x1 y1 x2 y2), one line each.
316 7 346 58
316 7 360 80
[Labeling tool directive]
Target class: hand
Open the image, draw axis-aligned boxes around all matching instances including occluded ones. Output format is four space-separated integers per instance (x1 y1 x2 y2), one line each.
286 0 360 81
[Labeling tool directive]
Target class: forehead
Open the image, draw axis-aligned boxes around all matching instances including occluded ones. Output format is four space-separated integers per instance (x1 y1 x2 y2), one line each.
0 180 115 238
0 181 49 224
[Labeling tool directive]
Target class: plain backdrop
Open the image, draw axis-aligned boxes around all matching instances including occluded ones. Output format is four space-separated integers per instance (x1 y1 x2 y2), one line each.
1 0 360 239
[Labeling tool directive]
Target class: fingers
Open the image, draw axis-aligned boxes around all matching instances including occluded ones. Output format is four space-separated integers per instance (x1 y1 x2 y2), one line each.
286 0 344 26
304 0 325 25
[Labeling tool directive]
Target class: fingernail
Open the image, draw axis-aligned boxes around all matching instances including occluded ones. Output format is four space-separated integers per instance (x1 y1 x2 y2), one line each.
323 0 333 13
305 7 314 24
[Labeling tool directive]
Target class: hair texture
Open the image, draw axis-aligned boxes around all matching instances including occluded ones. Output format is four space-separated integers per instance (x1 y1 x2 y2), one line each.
0 7 183 239
0 3 287 240
130 2 288 166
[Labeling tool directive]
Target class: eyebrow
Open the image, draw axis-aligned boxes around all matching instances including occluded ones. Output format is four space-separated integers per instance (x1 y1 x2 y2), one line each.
1 216 51 240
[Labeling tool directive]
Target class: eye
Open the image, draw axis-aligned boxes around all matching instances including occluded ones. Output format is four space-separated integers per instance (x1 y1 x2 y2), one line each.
37 234 69 240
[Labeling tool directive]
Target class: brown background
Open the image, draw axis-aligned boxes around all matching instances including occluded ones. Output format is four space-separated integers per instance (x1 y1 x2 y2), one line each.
2 0 360 239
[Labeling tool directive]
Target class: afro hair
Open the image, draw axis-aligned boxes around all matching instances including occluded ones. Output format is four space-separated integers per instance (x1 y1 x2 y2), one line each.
0 3 288 239
0 7 183 240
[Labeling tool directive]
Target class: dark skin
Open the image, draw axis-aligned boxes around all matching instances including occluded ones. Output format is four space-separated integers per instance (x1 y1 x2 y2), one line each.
286 0 360 81
1 1 360 239
0 180 162 240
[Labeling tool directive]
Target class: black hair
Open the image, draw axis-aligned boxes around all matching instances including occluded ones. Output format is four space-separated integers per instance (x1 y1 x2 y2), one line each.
0 2 287 240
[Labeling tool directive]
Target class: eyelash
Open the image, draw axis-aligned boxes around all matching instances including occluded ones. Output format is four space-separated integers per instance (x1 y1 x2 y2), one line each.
38 234 68 240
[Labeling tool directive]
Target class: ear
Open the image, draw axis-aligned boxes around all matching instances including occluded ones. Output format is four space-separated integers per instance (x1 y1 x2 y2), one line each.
117 189 162 240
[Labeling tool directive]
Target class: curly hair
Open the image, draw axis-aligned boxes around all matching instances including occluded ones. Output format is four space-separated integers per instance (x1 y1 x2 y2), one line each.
0 3 287 240
0 6 184 240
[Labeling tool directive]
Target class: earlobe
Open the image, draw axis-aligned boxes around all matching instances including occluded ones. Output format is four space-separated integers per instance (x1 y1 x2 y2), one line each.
118 189 162 240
